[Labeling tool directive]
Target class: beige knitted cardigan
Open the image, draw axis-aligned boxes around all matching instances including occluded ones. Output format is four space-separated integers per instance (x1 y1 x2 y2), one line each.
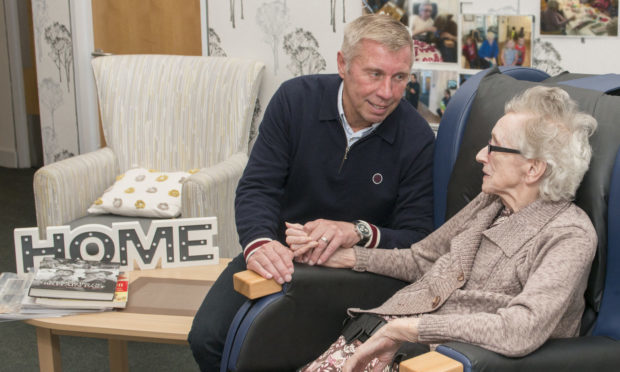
351 192 597 357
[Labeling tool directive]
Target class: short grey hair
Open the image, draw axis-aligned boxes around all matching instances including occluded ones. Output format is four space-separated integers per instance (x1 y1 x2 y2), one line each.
505 86 597 202
341 14 413 68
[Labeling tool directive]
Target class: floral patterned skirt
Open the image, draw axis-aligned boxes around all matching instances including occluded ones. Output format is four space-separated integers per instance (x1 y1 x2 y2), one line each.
299 335 394 372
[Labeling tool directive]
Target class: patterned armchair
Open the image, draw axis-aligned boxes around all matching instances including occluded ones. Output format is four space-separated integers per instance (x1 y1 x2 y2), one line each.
33 55 265 258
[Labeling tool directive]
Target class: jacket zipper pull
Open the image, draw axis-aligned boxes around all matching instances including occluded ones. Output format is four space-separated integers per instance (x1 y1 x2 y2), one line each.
338 146 350 173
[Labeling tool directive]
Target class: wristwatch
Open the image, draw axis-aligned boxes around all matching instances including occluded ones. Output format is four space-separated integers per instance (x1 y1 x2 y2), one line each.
353 220 372 246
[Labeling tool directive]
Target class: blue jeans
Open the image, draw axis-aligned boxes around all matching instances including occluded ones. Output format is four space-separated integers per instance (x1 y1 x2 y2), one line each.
188 253 247 372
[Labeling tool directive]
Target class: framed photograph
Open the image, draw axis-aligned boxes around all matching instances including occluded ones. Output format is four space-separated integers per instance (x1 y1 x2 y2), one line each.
461 15 534 70
409 69 459 125
540 0 618 37
363 0 459 64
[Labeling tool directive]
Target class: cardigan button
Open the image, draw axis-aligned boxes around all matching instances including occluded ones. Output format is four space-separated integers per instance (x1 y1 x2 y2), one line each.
432 296 441 308
457 273 465 282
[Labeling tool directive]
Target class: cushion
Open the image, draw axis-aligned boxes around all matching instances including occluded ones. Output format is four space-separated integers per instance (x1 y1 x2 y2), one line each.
87 168 196 218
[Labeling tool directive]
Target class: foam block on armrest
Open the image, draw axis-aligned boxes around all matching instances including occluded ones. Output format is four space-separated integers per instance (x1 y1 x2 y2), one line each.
233 270 282 299
400 351 463 372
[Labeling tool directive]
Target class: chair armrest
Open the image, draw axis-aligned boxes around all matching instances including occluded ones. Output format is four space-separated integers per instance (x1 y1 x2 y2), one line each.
230 263 409 370
434 336 620 372
233 270 282 299
33 147 117 238
400 351 463 372
181 152 248 258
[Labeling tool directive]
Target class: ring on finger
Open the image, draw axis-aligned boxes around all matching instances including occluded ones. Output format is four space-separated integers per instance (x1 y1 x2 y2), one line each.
320 236 329 244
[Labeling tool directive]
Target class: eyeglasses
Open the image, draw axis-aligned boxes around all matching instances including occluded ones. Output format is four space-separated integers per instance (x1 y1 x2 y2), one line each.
487 144 521 155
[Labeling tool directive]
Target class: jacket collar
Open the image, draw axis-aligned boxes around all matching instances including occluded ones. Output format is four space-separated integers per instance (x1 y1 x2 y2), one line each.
483 196 571 257
318 74 398 145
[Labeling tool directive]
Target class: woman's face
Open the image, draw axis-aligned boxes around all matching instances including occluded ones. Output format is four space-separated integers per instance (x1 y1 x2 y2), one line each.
475 113 531 200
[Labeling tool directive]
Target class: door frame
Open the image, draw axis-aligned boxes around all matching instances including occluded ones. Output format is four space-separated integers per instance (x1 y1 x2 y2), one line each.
4 0 30 167
70 0 208 154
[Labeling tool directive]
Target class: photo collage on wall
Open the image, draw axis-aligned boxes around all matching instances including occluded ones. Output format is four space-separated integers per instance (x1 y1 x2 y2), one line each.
363 0 618 126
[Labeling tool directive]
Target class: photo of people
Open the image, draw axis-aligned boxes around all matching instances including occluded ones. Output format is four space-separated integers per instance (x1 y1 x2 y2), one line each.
541 0 618 36
364 1 459 63
461 15 533 70
410 0 459 63
411 69 459 126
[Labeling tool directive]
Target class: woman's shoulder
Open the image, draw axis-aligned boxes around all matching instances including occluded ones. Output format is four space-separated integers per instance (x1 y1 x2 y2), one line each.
547 202 597 239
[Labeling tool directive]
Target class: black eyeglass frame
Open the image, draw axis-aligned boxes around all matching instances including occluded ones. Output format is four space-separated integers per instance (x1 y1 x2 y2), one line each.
487 144 521 155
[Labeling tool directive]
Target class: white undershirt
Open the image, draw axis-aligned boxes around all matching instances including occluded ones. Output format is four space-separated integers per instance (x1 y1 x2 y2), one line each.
337 82 381 147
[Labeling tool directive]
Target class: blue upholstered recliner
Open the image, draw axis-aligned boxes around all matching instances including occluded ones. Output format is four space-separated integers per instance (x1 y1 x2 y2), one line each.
220 67 620 371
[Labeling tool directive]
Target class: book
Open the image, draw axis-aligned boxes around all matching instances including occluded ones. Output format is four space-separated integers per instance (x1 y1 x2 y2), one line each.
34 273 129 309
28 257 120 301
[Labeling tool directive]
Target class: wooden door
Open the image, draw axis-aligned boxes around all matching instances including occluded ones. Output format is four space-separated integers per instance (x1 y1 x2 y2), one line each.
91 0 203 146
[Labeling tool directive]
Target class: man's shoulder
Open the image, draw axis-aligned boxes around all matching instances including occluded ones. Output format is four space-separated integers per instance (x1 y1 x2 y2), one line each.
280 74 341 93
392 100 435 141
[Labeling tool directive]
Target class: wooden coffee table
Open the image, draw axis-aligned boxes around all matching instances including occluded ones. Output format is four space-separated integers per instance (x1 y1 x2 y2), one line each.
26 259 230 372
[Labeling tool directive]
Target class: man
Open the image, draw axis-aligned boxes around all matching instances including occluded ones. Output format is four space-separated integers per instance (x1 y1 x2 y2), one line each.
188 14 435 371
405 73 421 109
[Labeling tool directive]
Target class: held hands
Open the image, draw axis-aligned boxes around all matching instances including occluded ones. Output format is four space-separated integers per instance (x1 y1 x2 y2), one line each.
246 240 294 284
343 318 420 372
285 219 360 265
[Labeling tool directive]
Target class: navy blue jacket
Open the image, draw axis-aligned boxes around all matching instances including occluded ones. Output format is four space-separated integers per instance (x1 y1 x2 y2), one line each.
235 74 435 253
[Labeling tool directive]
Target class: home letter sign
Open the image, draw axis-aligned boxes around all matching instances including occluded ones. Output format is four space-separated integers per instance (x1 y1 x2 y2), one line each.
14 217 218 274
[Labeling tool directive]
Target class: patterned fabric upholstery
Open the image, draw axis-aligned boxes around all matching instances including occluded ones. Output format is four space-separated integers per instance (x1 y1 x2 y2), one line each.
33 55 265 258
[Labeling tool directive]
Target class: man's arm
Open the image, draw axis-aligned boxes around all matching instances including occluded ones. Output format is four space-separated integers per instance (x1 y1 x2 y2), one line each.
235 85 295 282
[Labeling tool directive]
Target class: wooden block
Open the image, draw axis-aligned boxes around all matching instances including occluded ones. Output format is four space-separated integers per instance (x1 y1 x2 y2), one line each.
400 351 463 372
233 270 282 299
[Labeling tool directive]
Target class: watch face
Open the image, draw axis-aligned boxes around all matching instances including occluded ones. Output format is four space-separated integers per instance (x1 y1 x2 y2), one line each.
357 223 371 237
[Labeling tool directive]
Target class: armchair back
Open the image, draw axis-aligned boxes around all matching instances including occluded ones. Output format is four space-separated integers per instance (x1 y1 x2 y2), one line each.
92 55 265 172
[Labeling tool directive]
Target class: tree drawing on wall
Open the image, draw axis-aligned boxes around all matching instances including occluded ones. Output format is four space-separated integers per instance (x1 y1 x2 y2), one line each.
32 0 49 62
39 78 63 132
229 0 245 28
45 22 73 92
532 38 564 76
256 0 289 74
283 28 326 76
330 0 347 32
208 28 227 57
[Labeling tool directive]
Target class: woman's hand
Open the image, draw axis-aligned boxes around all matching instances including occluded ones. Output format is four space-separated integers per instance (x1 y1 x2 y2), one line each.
343 318 420 372
319 247 356 269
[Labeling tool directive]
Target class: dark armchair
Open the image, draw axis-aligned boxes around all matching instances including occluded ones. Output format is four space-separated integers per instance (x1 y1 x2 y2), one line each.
221 67 620 371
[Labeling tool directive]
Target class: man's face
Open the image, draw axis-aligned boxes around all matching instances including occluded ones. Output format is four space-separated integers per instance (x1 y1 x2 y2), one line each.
419 4 433 20
337 39 411 129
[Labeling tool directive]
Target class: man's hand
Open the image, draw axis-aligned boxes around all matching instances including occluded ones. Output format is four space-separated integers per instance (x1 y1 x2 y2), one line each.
343 318 419 372
285 219 360 265
246 240 294 284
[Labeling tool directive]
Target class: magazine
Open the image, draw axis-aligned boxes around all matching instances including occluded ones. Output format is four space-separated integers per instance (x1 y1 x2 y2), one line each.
28 257 120 301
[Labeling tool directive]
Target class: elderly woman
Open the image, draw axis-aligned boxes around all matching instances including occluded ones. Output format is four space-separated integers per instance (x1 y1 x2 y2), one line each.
289 86 598 371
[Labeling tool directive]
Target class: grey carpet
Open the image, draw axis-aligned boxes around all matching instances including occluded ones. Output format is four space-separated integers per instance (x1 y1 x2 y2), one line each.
0 167 199 372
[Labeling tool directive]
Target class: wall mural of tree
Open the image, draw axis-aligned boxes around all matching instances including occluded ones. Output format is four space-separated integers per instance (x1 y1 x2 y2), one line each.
208 28 228 57
330 0 347 32
256 0 290 74
32 0 49 62
283 28 327 76
532 38 565 76
39 78 63 132
229 0 245 28
44 22 73 92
